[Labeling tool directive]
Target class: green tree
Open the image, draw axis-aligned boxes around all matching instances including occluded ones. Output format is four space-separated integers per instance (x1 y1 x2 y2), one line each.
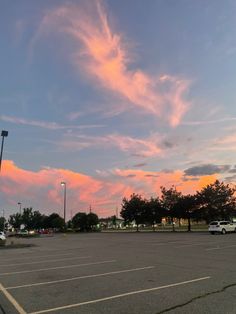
120 193 146 231
8 213 22 229
173 194 198 231
160 186 182 231
145 197 164 231
72 212 87 231
44 213 64 230
196 180 236 223
21 207 34 229
87 213 99 231
0 217 6 231
112 215 117 228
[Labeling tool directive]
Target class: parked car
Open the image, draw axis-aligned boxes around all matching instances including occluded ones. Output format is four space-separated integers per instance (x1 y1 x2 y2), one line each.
208 221 236 234
0 231 6 241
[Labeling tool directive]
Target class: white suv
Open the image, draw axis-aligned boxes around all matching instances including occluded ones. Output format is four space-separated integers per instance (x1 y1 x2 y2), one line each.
0 231 6 241
208 221 236 234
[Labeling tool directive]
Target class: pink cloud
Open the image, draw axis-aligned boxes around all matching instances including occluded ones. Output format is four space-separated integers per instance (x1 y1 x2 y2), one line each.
60 133 163 157
0 160 220 218
31 1 190 126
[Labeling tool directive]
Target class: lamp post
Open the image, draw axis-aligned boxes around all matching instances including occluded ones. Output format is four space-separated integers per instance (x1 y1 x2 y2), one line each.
0 130 8 173
61 182 66 227
18 202 22 215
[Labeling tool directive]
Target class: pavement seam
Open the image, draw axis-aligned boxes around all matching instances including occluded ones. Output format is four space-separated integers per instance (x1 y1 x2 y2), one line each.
156 282 236 314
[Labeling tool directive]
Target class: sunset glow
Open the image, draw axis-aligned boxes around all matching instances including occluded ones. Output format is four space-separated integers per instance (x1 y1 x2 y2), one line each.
1 0 236 217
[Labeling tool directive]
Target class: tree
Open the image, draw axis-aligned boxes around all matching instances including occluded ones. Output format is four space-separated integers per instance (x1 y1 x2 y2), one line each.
0 217 6 231
144 197 164 231
86 213 99 231
44 213 64 230
8 213 22 229
72 212 87 231
21 208 34 230
160 186 182 231
32 211 44 230
120 193 146 231
112 215 117 228
196 180 236 223
173 194 198 232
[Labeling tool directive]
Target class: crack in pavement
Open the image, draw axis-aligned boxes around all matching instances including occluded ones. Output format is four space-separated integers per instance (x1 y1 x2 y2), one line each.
156 282 236 314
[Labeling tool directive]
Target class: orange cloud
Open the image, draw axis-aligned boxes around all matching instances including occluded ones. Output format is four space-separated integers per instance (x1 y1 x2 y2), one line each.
31 1 190 126
110 168 218 197
1 161 220 218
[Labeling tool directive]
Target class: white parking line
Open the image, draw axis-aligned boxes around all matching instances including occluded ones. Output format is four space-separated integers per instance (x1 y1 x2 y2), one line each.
0 256 91 267
0 260 116 276
7 266 154 290
29 276 211 314
206 244 236 251
0 282 27 314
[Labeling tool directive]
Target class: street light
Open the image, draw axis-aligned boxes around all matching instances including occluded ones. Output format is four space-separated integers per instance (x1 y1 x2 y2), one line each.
0 130 8 173
18 202 22 215
61 182 66 227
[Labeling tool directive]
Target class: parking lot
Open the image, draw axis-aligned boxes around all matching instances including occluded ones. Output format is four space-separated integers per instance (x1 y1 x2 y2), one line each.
1 232 236 314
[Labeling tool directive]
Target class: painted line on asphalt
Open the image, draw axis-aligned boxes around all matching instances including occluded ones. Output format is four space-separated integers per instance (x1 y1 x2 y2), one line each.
0 260 116 276
0 282 26 314
0 256 91 267
28 276 211 314
206 244 236 251
7 266 154 290
0 253 75 263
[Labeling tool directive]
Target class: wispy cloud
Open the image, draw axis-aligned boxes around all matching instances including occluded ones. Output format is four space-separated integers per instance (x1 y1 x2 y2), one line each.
30 0 190 126
0 115 105 130
60 133 164 157
182 117 236 126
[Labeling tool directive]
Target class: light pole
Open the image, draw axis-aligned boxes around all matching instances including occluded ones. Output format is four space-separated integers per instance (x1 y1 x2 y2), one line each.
18 202 22 215
0 130 8 173
61 182 66 227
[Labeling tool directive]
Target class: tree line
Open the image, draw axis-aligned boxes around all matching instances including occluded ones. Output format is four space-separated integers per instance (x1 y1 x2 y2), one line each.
120 180 236 231
0 208 99 232
1 180 235 232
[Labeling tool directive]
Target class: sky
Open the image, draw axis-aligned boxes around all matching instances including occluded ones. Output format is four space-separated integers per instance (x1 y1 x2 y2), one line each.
1 0 236 219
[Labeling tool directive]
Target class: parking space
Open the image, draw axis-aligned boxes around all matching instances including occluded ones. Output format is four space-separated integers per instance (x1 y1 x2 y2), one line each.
1 232 236 313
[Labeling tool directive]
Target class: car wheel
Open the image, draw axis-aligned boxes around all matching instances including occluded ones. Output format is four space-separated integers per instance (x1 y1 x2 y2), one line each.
235 228 236 233
210 232 215 235
221 228 226 235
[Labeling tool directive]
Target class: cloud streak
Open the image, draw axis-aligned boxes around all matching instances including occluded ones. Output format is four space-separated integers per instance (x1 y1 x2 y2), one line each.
0 115 105 130
31 1 190 126
60 133 163 157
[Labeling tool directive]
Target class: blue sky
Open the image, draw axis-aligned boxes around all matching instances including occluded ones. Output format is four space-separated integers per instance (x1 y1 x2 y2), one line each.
1 0 236 218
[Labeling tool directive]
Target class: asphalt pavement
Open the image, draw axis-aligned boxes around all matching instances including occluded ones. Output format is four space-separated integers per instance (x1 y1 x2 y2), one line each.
0 231 236 314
